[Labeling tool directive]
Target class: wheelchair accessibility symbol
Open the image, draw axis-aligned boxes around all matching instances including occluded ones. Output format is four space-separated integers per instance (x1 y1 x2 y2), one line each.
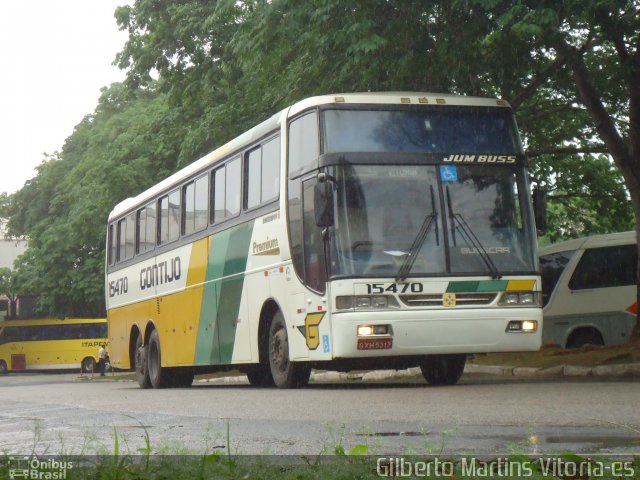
440 165 458 182
443 293 457 307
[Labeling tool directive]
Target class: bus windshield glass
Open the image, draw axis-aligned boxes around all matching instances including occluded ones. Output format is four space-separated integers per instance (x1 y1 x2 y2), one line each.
323 108 522 154
327 164 537 278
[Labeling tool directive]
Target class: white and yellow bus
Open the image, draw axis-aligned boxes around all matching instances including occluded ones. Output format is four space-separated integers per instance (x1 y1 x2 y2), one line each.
106 92 542 389
0 318 108 373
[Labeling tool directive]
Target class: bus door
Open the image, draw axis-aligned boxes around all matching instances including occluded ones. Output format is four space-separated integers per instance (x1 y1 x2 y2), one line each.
294 177 332 360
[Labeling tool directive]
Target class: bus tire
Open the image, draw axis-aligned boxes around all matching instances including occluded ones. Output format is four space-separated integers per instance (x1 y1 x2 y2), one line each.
81 357 96 373
0 360 7 374
268 311 311 388
420 354 466 386
147 329 166 389
245 365 274 387
135 333 151 389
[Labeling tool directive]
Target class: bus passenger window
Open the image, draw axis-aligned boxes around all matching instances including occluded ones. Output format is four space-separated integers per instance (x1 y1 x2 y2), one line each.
117 217 134 262
183 181 196 235
168 189 180 242
226 157 241 217
262 136 280 203
137 204 156 254
212 167 226 223
159 196 169 244
246 148 262 209
194 175 208 231
108 224 116 265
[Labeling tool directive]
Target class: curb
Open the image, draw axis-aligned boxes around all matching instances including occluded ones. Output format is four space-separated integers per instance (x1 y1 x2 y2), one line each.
196 363 640 384
465 362 640 378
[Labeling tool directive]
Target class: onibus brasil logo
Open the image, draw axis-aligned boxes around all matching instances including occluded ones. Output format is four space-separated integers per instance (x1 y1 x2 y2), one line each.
8 456 73 480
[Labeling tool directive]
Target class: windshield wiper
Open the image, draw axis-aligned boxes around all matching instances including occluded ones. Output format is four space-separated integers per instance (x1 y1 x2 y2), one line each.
395 186 439 282
445 186 502 279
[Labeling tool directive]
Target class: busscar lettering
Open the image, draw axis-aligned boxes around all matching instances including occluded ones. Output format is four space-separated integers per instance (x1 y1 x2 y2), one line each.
443 154 516 164
140 257 182 290
461 246 511 255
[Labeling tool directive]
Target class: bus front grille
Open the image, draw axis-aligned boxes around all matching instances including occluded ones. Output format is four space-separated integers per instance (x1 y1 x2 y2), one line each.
398 293 498 307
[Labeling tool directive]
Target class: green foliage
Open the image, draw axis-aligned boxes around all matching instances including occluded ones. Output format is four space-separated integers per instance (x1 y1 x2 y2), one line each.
3 0 638 316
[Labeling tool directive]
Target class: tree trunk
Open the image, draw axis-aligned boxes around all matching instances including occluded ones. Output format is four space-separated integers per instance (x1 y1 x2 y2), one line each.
557 38 640 345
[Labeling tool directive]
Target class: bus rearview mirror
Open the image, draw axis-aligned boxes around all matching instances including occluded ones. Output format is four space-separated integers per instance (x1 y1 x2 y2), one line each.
533 187 547 236
314 182 334 227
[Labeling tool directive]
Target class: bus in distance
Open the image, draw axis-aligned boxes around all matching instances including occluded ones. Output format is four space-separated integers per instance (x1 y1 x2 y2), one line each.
0 318 108 374
105 92 542 389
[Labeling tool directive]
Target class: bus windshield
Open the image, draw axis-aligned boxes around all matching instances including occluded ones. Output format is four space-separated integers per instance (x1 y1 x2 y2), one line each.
328 164 537 278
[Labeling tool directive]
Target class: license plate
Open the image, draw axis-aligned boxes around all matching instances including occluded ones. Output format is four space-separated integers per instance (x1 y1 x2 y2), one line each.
357 338 393 350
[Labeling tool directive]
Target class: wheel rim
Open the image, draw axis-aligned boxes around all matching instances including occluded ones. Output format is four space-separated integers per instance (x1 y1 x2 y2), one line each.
271 327 289 373
135 347 145 375
83 358 94 373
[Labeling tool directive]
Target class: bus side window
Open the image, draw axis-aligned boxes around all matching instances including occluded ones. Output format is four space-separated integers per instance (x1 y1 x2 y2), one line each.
108 224 116 265
226 157 241 217
137 202 156 254
262 136 280 203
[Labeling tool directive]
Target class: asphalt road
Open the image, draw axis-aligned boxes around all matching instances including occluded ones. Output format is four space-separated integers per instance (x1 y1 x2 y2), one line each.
0 372 639 456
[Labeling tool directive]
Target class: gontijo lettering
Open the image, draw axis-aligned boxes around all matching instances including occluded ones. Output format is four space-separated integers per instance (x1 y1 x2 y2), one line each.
140 257 181 290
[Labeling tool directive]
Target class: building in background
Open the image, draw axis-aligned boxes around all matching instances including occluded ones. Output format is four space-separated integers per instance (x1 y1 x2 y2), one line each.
0 227 28 320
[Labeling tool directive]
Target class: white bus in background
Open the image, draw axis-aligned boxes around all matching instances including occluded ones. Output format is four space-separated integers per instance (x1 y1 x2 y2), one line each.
540 230 638 348
106 92 543 389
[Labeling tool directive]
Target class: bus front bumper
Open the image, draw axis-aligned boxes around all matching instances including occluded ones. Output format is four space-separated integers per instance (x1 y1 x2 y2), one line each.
330 308 542 358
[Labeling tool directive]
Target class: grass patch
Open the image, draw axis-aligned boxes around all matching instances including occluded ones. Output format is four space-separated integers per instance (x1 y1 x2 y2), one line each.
471 344 640 369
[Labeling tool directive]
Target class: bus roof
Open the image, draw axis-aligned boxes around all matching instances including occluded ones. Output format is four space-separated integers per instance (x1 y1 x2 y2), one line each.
108 92 511 221
539 230 636 256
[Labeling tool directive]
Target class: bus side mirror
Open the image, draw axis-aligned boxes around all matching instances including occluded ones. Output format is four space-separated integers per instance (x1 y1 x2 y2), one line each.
314 181 334 227
533 187 547 236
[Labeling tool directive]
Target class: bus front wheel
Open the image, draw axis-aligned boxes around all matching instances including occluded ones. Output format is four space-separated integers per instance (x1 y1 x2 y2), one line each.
135 333 151 389
0 360 7 374
81 357 96 373
269 311 311 388
420 354 466 386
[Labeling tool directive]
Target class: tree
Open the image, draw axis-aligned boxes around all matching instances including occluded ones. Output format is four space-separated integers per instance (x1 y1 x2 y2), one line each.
477 0 640 338
0 268 18 319
4 0 638 331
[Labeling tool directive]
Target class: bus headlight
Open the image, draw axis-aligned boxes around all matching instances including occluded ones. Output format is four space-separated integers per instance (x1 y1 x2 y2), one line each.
335 295 400 310
506 320 538 332
357 324 391 336
498 291 542 307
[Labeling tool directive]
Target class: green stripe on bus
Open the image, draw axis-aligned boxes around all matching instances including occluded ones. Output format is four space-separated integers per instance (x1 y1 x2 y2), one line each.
194 222 254 365
447 280 508 293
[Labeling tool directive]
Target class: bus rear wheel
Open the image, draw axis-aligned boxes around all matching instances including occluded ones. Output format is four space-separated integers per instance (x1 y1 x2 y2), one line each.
420 354 466 386
81 357 96 373
0 360 7 374
269 311 311 388
135 333 151 389
147 329 166 389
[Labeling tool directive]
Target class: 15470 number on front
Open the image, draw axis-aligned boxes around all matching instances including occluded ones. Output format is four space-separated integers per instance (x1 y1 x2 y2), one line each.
366 283 423 294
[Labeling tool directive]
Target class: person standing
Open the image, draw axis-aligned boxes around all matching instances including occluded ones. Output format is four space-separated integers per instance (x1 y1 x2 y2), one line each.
97 344 107 376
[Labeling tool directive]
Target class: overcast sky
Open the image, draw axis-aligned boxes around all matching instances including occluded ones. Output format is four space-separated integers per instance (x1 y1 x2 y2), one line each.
0 1 130 194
